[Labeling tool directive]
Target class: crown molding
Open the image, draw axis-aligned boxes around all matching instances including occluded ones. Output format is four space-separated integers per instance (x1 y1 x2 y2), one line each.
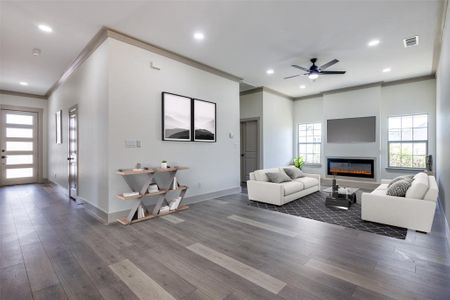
45 27 243 98
240 86 293 100
46 27 108 97
106 28 242 83
294 74 436 101
432 0 449 73
0 89 47 100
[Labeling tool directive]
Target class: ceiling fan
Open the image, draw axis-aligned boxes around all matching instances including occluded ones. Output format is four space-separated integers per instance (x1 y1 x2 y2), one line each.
284 58 346 80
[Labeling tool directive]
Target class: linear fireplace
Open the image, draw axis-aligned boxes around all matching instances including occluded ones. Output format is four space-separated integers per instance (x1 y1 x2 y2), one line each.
327 158 375 179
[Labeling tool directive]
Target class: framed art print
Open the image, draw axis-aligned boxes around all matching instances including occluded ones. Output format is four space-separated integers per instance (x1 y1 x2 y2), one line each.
162 92 192 141
193 99 216 142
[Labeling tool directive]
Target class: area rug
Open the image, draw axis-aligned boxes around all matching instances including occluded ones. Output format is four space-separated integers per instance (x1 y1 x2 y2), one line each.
248 191 407 239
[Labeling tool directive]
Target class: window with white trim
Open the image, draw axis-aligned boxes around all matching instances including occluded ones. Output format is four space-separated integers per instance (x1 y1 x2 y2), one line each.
298 123 321 164
388 114 428 169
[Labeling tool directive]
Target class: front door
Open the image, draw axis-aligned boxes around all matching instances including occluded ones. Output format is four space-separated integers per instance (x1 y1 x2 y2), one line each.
68 106 78 199
0 109 38 185
240 120 258 182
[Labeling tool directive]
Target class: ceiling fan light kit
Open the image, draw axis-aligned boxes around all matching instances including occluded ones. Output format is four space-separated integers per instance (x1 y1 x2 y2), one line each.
285 58 346 81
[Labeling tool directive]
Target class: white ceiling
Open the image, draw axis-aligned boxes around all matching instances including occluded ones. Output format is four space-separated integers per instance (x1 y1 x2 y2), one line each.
0 0 444 97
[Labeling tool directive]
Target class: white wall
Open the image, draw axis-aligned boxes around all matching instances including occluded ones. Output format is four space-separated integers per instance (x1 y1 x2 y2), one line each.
48 41 110 212
380 79 436 179
293 79 436 181
436 4 450 227
262 91 293 168
108 38 240 213
0 93 48 178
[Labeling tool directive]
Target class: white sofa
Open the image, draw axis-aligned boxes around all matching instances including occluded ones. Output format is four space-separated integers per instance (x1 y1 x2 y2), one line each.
247 167 320 206
361 172 438 233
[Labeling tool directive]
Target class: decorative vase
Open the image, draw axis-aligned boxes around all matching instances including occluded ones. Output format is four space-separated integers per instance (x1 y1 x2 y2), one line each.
161 162 168 169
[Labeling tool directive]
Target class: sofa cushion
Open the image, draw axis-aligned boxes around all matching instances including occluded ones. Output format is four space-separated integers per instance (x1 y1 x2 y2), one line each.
376 184 389 191
388 175 414 187
371 188 387 196
423 176 438 202
281 181 304 196
266 171 292 183
283 167 304 179
254 168 279 182
386 180 411 197
294 177 319 189
406 172 429 199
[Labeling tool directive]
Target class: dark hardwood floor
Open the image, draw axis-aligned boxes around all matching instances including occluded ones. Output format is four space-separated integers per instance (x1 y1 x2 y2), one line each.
1 183 449 300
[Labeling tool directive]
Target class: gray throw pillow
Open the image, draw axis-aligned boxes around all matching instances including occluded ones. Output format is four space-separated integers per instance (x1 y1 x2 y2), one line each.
283 167 304 179
266 171 292 183
386 179 412 197
388 175 414 187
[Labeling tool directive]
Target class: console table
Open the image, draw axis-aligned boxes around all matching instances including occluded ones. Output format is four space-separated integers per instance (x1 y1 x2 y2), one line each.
116 166 188 225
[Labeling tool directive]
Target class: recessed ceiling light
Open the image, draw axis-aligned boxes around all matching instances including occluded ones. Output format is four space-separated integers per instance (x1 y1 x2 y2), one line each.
38 24 53 33
382 67 391 73
19 81 29 86
299 85 306 89
193 32 204 40
266 69 274 75
368 39 380 47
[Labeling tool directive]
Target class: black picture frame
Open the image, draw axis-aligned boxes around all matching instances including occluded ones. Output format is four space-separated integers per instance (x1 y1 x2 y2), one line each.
193 98 216 142
161 92 192 142
161 92 217 142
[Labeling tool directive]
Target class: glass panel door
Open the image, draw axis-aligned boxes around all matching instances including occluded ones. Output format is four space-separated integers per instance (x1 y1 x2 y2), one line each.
1 109 38 185
68 106 78 199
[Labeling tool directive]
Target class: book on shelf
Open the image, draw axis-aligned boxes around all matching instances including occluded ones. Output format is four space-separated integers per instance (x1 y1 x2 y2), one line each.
138 205 145 219
159 206 170 214
148 184 159 193
169 197 182 211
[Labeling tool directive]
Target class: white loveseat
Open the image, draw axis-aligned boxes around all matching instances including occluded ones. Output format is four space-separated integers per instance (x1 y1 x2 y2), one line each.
361 172 438 233
247 167 320 206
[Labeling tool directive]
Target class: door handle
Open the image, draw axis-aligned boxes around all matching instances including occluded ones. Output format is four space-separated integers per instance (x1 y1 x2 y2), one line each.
67 157 73 161
241 154 245 157
1 156 5 159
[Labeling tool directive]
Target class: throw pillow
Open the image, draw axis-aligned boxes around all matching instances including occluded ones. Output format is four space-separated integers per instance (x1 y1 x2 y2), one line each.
283 167 304 179
388 175 414 187
266 171 292 183
386 179 412 197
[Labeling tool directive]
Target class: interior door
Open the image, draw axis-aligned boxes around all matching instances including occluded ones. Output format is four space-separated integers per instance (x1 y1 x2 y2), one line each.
0 110 38 185
240 120 258 182
68 106 78 199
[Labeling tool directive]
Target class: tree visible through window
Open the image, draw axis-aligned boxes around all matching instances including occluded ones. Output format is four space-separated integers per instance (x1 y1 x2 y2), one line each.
298 123 321 164
388 114 428 168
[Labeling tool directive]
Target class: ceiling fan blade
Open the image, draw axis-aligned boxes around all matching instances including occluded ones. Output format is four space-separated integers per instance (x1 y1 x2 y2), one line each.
284 74 301 79
320 59 339 70
291 64 309 72
319 70 346 75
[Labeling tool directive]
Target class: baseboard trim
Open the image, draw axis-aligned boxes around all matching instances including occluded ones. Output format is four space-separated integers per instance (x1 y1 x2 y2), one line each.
47 179 109 224
107 186 242 224
437 200 450 254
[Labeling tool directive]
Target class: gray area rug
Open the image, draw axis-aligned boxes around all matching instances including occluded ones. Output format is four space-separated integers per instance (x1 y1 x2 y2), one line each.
248 191 407 239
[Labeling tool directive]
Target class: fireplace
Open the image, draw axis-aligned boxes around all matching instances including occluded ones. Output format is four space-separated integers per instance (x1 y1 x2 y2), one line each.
327 158 374 179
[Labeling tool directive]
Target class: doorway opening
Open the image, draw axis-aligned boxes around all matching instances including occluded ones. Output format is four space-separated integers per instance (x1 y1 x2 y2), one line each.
240 118 259 183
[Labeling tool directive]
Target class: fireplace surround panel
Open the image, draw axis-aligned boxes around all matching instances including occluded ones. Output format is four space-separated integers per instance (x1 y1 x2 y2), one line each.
327 158 375 179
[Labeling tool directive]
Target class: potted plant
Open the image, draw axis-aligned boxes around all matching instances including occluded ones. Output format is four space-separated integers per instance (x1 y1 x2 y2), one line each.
293 156 305 170
161 160 168 169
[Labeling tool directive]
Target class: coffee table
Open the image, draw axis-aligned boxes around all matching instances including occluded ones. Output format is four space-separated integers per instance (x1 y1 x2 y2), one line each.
323 186 359 210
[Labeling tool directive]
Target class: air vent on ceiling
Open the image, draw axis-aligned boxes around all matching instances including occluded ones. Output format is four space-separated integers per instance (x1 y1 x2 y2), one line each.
403 35 419 48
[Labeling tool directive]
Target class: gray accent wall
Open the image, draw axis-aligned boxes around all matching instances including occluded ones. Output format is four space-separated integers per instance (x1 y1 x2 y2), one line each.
436 4 450 229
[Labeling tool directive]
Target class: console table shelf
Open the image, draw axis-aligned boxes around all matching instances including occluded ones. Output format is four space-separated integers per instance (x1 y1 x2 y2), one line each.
116 185 188 201
116 166 188 225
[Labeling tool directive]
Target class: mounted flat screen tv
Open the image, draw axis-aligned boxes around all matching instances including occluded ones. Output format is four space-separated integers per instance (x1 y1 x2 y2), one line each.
327 116 376 143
